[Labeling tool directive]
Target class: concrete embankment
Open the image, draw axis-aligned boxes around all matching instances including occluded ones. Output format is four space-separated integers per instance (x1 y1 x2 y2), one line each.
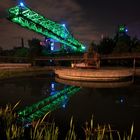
0 63 140 80
55 68 135 81
55 67 138 88
135 68 140 76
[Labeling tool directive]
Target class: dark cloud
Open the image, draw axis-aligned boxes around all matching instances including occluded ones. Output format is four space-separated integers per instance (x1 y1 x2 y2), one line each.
0 0 97 49
30 0 97 43
0 10 7 18
0 0 140 49
74 0 140 36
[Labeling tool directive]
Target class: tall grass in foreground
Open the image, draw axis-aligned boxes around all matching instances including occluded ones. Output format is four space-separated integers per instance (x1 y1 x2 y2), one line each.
83 115 134 140
0 104 134 140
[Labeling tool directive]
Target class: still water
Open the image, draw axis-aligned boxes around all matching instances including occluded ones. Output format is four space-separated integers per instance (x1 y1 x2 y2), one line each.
0 73 140 139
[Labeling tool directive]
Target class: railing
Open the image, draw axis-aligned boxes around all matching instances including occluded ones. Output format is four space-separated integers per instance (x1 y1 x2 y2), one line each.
0 53 140 63
101 53 140 59
0 56 29 63
35 53 140 61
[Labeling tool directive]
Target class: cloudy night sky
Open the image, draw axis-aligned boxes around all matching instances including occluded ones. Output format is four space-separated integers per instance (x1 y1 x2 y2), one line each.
0 0 140 49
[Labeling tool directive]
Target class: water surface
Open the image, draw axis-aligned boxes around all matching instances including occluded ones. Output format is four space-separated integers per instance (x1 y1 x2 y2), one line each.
0 74 140 139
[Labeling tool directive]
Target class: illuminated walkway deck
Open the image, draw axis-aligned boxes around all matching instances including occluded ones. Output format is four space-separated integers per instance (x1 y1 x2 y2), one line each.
55 68 134 81
55 68 134 88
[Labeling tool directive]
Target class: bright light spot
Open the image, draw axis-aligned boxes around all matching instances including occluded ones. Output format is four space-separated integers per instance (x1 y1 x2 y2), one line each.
45 38 50 42
82 46 86 50
62 24 66 27
125 29 128 32
51 42 54 46
51 42 54 51
51 46 54 51
20 2 24 7
62 104 66 108
120 99 124 103
51 83 55 90
120 97 124 103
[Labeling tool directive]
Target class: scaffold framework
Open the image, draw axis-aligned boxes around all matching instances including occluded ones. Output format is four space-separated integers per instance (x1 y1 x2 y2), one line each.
8 5 85 52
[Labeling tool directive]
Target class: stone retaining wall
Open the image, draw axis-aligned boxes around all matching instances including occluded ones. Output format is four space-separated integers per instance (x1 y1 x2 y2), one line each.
55 68 134 81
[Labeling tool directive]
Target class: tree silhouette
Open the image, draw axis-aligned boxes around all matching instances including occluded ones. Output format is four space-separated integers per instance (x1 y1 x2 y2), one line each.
28 38 43 58
130 36 140 52
14 47 29 57
88 41 95 54
98 37 115 54
113 34 131 53
0 46 3 56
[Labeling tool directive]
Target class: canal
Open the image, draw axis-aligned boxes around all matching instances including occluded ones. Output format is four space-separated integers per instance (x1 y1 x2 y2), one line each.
0 73 140 139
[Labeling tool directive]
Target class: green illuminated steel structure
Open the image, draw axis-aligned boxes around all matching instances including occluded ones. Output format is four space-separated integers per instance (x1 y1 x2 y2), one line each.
118 24 127 33
8 5 85 52
18 86 80 122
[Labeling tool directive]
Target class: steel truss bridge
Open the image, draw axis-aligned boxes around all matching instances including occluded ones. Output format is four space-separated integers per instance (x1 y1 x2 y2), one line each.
8 5 85 52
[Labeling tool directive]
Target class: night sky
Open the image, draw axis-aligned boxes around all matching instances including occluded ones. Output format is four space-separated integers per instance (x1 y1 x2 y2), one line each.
0 0 140 49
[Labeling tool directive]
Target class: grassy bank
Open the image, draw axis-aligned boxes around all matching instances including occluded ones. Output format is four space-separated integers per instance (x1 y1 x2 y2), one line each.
0 67 55 80
0 104 134 140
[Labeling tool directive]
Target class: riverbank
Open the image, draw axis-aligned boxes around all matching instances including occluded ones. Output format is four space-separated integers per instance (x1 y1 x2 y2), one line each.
0 65 54 80
0 63 140 80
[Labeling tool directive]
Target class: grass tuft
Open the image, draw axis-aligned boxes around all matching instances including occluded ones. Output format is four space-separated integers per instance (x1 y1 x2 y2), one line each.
0 104 136 140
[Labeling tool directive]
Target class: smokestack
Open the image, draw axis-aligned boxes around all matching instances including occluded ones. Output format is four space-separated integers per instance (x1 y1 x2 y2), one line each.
21 37 24 48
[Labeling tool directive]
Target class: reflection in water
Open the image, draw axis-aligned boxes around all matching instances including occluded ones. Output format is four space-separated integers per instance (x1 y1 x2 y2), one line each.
18 86 81 122
51 82 55 91
115 96 126 104
55 76 133 88
0 75 140 138
62 95 68 108
50 82 57 96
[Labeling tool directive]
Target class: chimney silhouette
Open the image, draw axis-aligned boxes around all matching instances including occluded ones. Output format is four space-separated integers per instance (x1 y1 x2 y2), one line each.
21 37 24 48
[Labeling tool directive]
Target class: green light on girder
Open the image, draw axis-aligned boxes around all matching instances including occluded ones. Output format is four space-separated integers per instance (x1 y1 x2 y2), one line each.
18 86 81 122
119 24 126 33
8 5 85 52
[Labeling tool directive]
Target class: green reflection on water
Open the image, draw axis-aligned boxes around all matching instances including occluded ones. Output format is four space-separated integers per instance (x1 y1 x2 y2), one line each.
18 86 81 122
